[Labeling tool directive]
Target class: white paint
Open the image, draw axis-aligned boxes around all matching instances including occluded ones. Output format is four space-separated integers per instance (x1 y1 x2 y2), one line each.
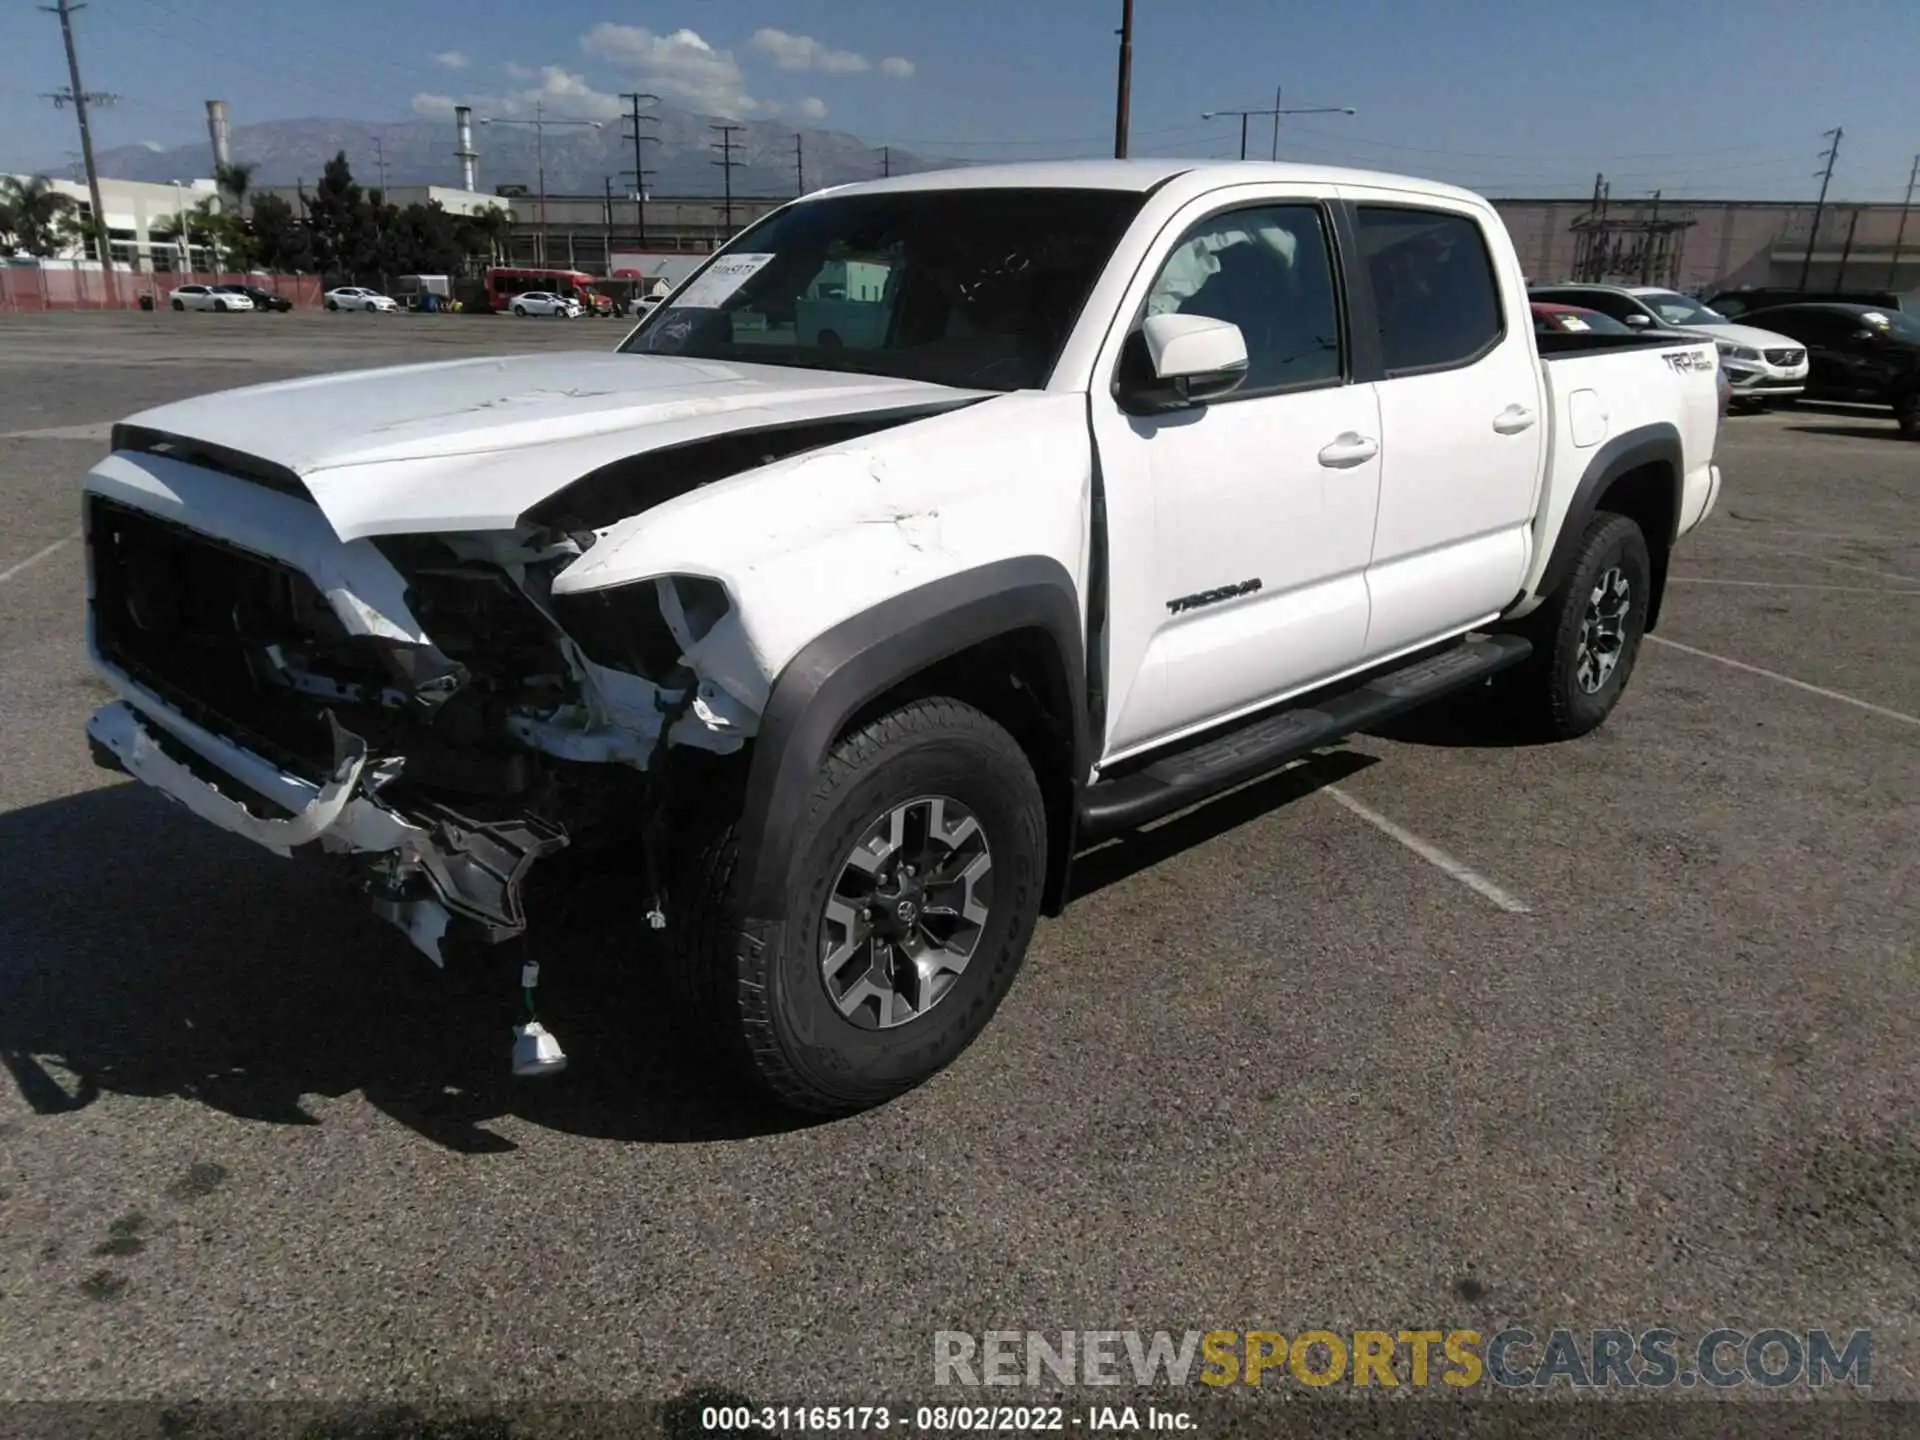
110 350 991 541
0 531 78 584
1323 785 1531 914
1648 636 1920 727
1666 576 1920 596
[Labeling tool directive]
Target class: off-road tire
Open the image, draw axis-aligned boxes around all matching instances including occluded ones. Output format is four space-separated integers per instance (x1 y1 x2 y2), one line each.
666 697 1047 1115
1508 511 1652 741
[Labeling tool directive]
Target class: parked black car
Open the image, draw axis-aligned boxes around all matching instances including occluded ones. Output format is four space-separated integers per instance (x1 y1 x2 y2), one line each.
1741 302 1920 437
211 283 293 313
1707 286 1915 319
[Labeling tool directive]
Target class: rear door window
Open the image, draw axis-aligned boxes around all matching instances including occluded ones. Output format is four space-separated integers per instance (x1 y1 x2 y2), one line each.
1357 207 1504 374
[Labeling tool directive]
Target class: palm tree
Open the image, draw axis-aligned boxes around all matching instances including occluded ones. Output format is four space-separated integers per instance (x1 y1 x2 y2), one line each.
0 175 81 258
214 160 255 215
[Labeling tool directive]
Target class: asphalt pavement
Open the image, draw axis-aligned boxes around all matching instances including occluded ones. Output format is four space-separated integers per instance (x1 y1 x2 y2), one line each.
2 310 1916 1410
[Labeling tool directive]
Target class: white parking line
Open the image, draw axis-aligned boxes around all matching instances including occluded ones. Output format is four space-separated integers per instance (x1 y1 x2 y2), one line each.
0 531 80 585
1323 785 1531 915
1667 576 1920 596
0 422 113 442
1649 635 1919 727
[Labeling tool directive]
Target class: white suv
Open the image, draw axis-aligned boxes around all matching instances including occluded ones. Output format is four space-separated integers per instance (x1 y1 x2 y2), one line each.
1531 283 1808 410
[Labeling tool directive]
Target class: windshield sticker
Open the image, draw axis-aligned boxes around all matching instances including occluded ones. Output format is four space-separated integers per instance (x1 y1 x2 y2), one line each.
1562 316 1590 332
674 253 777 310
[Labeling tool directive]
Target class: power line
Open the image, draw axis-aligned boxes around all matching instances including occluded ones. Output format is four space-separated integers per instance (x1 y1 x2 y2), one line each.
711 123 744 233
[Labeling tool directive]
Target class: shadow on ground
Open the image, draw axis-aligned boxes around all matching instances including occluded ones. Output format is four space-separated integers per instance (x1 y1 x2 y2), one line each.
0 781 822 1151
1784 422 1910 443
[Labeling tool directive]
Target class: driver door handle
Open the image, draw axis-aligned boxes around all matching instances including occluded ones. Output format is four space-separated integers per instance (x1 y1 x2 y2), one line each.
1317 432 1379 468
1493 404 1537 434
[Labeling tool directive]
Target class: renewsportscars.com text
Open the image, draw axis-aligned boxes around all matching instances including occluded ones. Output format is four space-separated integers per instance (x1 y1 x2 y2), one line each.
933 1327 1871 1390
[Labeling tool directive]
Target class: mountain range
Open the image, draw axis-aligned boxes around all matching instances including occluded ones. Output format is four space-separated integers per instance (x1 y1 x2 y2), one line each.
77 105 955 200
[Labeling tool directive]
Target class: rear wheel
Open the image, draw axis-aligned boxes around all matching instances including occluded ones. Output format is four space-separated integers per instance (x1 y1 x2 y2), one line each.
1506 511 1652 741
667 697 1047 1115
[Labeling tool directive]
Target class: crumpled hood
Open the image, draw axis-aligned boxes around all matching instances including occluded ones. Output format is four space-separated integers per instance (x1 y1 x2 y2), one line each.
117 350 988 541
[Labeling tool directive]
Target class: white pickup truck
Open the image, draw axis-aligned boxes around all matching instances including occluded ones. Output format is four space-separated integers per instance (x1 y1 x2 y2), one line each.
80 161 1724 1112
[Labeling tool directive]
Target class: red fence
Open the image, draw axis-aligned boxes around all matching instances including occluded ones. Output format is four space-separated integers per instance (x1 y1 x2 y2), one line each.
0 269 324 312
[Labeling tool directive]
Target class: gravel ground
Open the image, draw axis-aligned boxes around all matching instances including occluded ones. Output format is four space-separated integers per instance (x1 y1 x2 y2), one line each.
1 311 1915 1417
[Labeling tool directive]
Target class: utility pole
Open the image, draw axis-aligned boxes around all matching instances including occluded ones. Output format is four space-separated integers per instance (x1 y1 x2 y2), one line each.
1113 0 1134 159
1888 154 1919 288
711 123 744 235
1204 95 1356 161
41 0 116 294
482 103 603 269
1836 207 1860 286
882 145 891 178
372 135 389 194
603 175 615 275
1641 190 1661 284
620 92 658 248
794 133 805 195
1799 126 1843 292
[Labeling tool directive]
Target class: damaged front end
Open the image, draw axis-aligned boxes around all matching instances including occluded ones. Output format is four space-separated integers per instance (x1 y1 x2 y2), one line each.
83 490 753 966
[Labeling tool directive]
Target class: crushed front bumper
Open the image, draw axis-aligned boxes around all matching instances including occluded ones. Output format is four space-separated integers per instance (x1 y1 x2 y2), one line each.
87 699 563 964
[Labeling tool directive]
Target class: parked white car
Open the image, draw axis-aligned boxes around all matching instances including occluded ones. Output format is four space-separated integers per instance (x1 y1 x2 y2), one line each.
168 284 253 313
324 287 398 313
82 160 1724 1111
509 291 583 318
1531 283 1809 410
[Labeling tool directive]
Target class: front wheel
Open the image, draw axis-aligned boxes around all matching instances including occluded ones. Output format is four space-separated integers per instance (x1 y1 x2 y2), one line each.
170 299 185 311
667 697 1047 1115
1895 390 1919 439
1506 511 1652 741
326 300 338 311
513 305 527 317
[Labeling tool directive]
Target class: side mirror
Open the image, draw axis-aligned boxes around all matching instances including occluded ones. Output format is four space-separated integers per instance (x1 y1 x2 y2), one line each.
1624 313 1652 328
1116 313 1250 415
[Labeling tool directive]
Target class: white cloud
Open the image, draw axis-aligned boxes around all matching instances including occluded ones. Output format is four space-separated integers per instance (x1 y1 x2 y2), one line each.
794 96 829 120
582 23 760 117
412 66 620 125
137 139 166 152
878 56 916 80
433 50 469 70
750 28 868 74
502 61 535 79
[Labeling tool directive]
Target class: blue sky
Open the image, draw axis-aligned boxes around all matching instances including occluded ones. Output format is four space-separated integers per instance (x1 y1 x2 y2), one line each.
3 0 1917 200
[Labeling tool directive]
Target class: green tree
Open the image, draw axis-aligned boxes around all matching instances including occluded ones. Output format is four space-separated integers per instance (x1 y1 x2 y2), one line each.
456 203 514 269
249 192 311 272
214 160 256 215
0 175 82 258
305 151 369 278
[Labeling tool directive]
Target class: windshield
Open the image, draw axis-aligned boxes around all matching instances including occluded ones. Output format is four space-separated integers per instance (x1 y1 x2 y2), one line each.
1859 309 1920 341
1641 291 1726 327
619 187 1146 391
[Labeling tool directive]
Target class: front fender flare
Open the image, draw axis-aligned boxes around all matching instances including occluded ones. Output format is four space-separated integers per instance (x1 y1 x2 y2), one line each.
736 555 1088 923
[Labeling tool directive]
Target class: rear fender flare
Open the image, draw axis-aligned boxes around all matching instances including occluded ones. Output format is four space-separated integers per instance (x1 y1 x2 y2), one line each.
1535 422 1682 621
736 556 1088 923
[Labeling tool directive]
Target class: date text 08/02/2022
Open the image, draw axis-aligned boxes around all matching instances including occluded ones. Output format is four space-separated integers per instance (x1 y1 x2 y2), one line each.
698 1404 1194 1432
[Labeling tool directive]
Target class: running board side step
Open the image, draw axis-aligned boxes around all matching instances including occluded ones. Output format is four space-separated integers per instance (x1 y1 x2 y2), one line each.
1078 633 1532 844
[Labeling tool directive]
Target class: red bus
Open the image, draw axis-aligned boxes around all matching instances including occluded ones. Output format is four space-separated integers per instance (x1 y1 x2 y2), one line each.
477 267 613 315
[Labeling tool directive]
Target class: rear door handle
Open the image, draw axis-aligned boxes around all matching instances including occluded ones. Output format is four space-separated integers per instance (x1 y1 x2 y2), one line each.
1317 432 1379 468
1493 404 1537 435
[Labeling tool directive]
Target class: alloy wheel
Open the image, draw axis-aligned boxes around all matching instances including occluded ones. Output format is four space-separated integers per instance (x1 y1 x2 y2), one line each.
819 795 993 1030
1575 565 1631 694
